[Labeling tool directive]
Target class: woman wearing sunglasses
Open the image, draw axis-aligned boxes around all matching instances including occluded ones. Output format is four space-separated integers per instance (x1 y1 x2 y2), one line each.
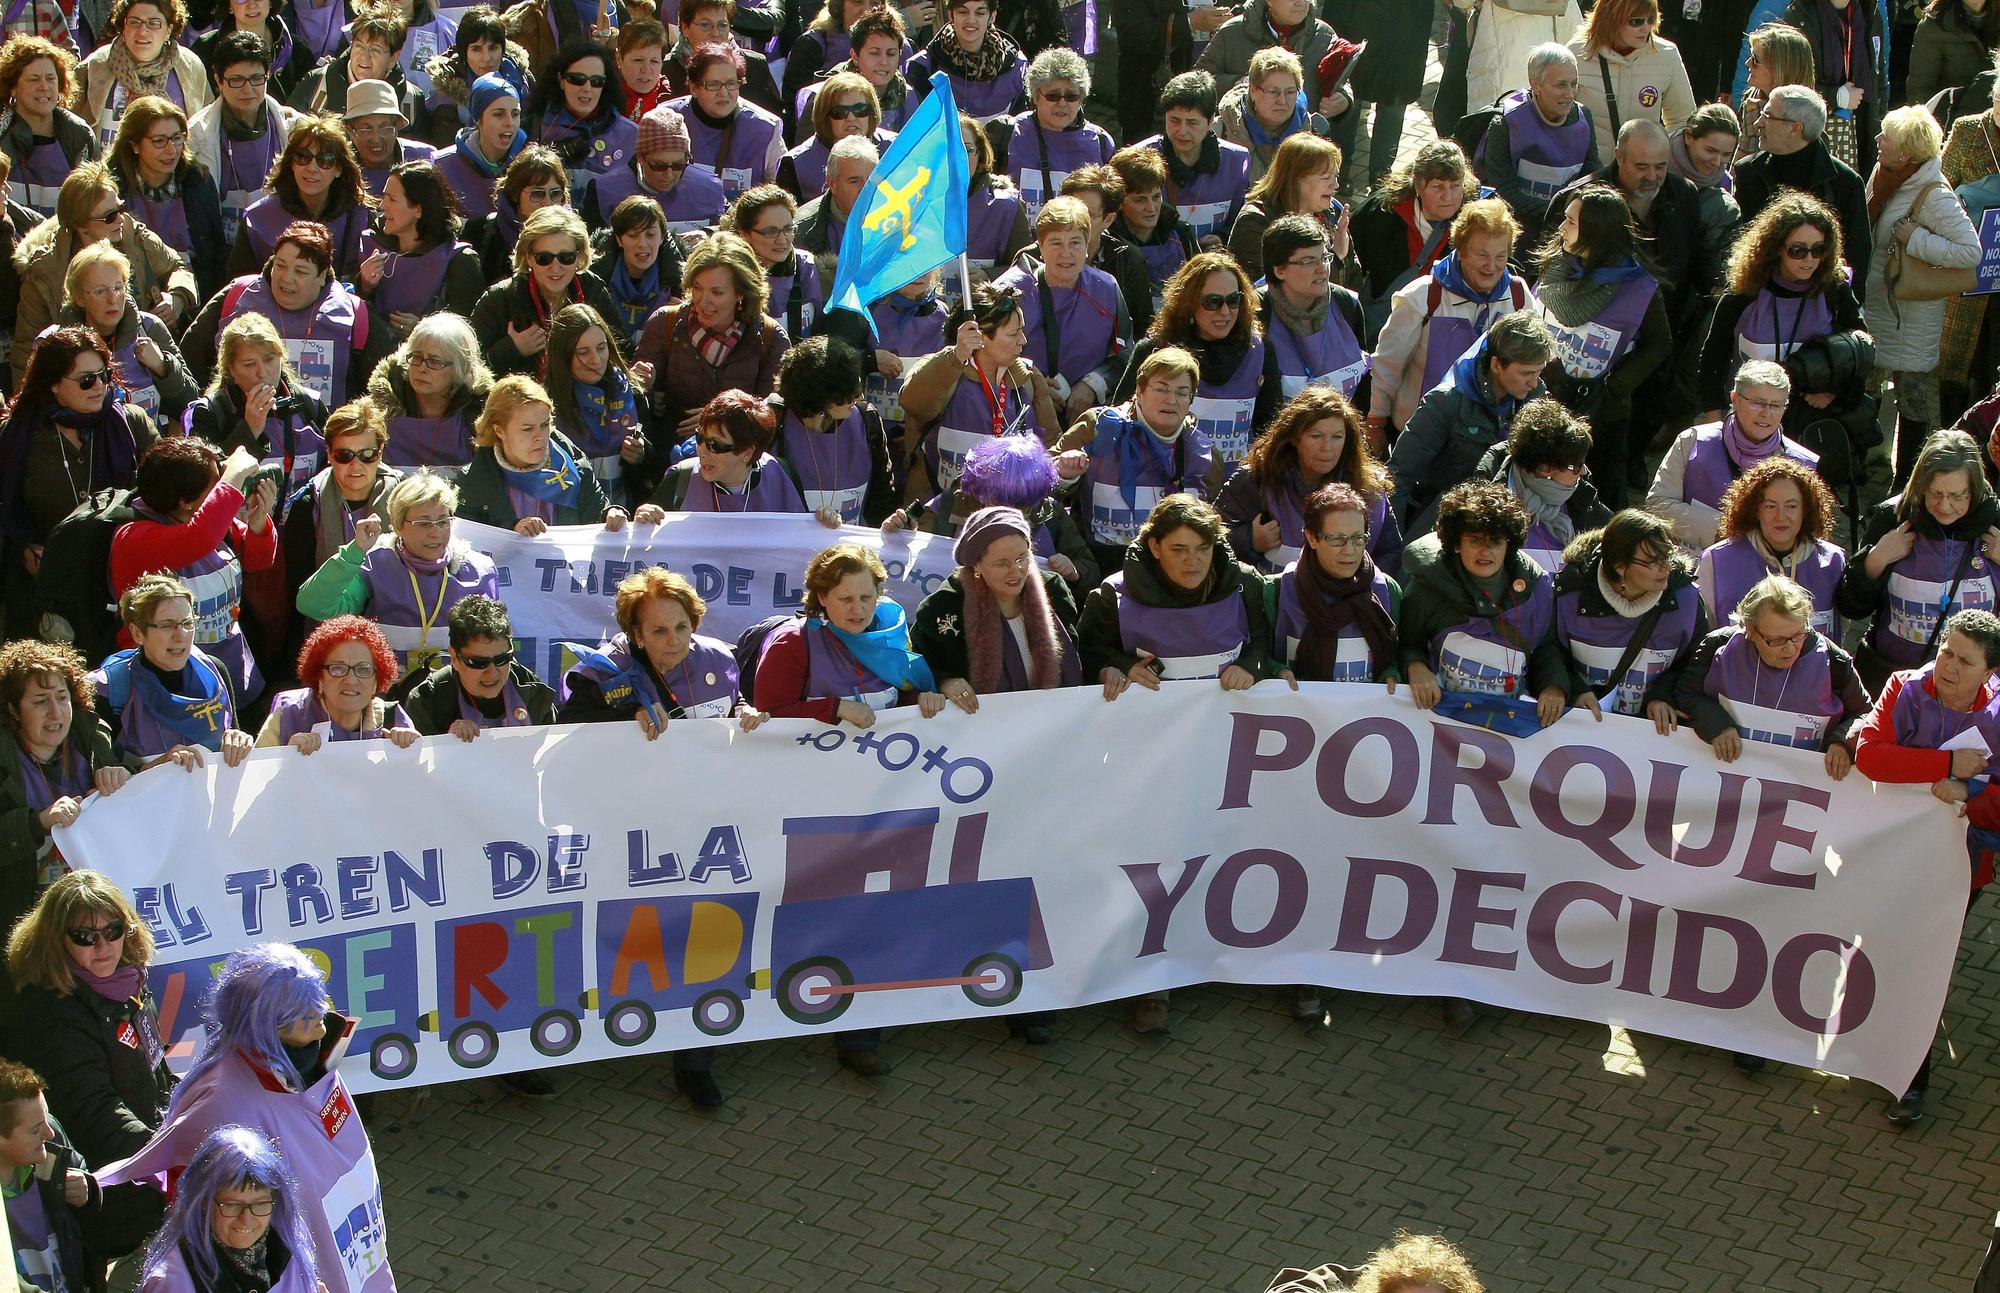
5 870 171 1171
456 374 662 534
279 401 400 675
295 471 499 677
1000 49 1113 221
776 72 896 204
226 117 370 282
527 39 638 200
402 594 556 740
1566 0 1695 162
652 388 807 512
90 572 256 771
793 8 914 139
258 614 419 749
1112 252 1269 482
461 144 568 281
133 1124 320 1293
470 204 626 378
76 0 210 153
103 943 396 1293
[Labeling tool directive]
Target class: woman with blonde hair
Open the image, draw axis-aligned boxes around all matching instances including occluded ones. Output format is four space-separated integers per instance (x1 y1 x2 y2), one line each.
1566 0 1696 160
455 374 664 534
1732 22 1816 162
1112 252 1267 478
229 116 370 280
1215 47 1335 186
1217 385 1399 575
469 203 625 379
637 230 789 440
778 71 896 202
1226 131 1345 282
182 311 329 507
58 240 198 428
1863 104 1981 486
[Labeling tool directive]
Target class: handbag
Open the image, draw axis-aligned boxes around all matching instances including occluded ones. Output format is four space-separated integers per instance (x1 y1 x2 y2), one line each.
1884 180 1979 304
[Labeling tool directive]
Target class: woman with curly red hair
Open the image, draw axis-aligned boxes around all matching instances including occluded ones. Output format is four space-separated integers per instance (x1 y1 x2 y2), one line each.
256 615 418 754
1697 454 1846 637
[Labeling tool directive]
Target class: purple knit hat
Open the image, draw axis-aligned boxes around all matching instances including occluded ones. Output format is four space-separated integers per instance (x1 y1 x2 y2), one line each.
953 506 1032 568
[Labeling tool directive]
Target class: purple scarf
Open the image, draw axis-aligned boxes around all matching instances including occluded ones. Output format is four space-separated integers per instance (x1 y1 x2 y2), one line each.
1721 414 1782 470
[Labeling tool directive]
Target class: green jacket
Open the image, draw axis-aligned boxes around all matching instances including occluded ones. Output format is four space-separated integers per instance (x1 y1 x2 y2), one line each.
1077 539 1274 680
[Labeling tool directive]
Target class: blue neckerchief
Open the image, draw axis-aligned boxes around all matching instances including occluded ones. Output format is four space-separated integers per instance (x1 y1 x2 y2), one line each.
104 649 232 746
810 602 936 692
500 435 586 508
606 254 662 337
1448 339 1521 421
571 372 638 457
455 123 526 178
564 634 664 711
886 291 938 317
1242 93 1307 150
1432 252 1514 335
1096 407 1179 510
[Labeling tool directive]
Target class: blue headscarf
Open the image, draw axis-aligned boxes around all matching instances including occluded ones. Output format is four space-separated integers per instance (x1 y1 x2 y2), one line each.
810 601 935 692
455 75 527 177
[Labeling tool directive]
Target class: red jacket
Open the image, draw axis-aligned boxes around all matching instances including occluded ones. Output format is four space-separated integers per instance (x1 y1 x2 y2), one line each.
107 482 277 645
753 620 919 725
1854 669 2000 888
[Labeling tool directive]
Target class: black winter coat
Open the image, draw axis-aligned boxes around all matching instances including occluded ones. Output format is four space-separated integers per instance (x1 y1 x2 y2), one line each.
1335 0 1427 103
15 982 174 1168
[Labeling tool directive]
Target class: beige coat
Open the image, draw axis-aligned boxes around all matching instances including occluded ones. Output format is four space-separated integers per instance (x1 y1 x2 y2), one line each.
1566 31 1697 160
898 347 1059 503
75 44 211 148
1861 155 1982 375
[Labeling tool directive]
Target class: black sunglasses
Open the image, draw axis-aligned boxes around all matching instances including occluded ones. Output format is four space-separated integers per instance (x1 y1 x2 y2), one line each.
531 249 580 266
67 922 126 947
459 648 514 670
824 101 873 119
1199 291 1244 311
1783 240 1828 260
698 436 741 454
563 72 608 88
68 367 110 389
296 149 342 169
330 446 381 464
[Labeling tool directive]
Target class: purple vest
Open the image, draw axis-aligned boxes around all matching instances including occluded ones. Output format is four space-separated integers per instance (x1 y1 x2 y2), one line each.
11 137 66 216
766 248 824 337
995 263 1120 388
221 276 360 409
359 139 437 200
1430 572 1554 698
660 636 742 717
382 408 474 469
1080 404 1212 548
1241 475 1389 574
1494 90 1592 200
358 544 500 670
91 647 237 758
925 372 1045 489
1732 282 1833 380
941 178 1026 296
1679 423 1819 514
293 0 345 58
399 13 454 97
778 408 871 522
862 301 947 424
269 686 412 742
1132 231 1191 296
1698 536 1845 636
803 622 899 708
1535 273 1657 381
1557 583 1702 715
542 112 639 197
782 128 897 199
678 455 808 512
669 96 783 203
1518 519 1569 578
360 234 462 318
1267 303 1368 402
655 164 728 233
1889 663 2000 755
431 147 500 221
1063 0 1097 54
1108 571 1248 680
1872 532 2000 667
216 122 282 241
124 188 192 258
239 193 366 278
1701 630 1845 749
910 50 1024 125
1004 115 1115 216
1189 338 1264 477
1141 134 1250 242
109 312 172 424
1274 567 1393 680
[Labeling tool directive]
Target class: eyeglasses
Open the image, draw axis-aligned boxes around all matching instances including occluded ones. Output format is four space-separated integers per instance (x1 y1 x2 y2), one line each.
1532 463 1589 483
563 71 608 88
750 222 795 239
698 436 741 454
520 186 567 204
1281 254 1330 270
1737 395 1787 414
1038 89 1081 103
825 101 873 119
295 150 342 169
146 616 197 631
221 73 267 89
531 249 580 266
123 14 166 30
347 121 396 138
214 1200 276 1220
403 516 452 531
1782 240 1827 260
329 446 381 464
322 661 377 679
1627 552 1671 572
458 648 515 670
1761 111 1795 127
67 367 110 389
1753 626 1808 649
66 922 126 947
698 79 741 92
1314 531 1370 549
644 156 689 174
407 351 453 371
1254 82 1299 98
1198 291 1244 311
142 130 185 148
979 553 1033 571
1929 487 1974 506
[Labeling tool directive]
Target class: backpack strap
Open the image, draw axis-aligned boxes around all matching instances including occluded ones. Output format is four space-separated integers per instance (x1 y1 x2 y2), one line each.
1422 278 1445 326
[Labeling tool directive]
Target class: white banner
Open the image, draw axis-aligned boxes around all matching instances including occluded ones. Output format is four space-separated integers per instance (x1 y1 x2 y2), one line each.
458 517 965 682
57 686 1967 1094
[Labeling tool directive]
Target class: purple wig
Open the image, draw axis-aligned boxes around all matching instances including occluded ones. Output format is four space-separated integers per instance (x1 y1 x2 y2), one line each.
172 943 331 1108
958 432 1057 510
142 1125 318 1291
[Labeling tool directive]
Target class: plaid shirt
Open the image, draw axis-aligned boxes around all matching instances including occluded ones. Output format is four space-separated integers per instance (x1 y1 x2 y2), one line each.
2 0 77 55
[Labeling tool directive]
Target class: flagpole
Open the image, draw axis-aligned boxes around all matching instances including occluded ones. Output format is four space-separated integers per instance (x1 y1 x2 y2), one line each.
958 252 974 314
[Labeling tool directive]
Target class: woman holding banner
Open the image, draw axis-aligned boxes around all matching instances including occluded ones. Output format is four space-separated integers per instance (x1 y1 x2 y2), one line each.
911 505 1083 709
91 573 257 772
454 375 663 535
1216 385 1397 578
1853 606 2000 1127
256 615 420 751
652 389 810 513
1112 253 1272 482
134 1124 321 1293
1273 482 1399 690
102 943 395 1293
1697 455 1846 637
1553 509 1708 733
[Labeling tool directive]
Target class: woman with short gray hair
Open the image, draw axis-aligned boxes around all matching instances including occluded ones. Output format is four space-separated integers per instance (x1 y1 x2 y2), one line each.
1004 46 1113 219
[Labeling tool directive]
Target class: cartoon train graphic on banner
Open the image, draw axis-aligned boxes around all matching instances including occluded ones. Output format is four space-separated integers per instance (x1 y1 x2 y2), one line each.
146 807 1052 1081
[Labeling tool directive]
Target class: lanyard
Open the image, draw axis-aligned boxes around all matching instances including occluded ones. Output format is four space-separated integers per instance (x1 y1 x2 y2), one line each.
404 561 448 654
974 355 1005 433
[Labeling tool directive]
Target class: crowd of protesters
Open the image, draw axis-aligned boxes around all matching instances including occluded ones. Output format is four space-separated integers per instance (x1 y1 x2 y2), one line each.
0 0 1997 1283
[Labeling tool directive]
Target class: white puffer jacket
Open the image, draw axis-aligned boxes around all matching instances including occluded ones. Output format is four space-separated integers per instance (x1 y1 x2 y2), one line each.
1461 0 1584 120
1862 155 1983 373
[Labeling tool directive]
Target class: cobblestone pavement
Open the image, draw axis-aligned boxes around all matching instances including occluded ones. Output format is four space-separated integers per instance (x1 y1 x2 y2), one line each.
371 890 2000 1292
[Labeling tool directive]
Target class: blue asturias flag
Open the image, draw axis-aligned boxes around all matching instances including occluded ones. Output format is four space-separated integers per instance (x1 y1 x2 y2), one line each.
824 71 969 335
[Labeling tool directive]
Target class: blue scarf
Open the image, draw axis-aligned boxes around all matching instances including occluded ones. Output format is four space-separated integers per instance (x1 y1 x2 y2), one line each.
606 254 662 339
811 602 936 692
563 633 665 711
501 434 587 510
1430 251 1514 336
1448 339 1524 422
1094 405 1181 509
102 649 232 745
886 290 939 317
571 372 638 457
455 123 526 178
1242 92 1307 150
